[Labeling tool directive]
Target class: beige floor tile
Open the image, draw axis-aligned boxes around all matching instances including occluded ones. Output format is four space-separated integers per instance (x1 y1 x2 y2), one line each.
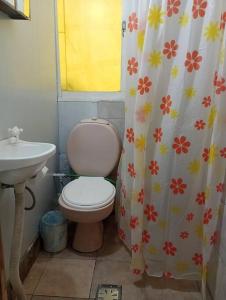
32 297 94 300
166 278 199 292
90 260 164 300
162 290 202 300
24 259 48 294
34 258 95 298
26 296 32 300
97 216 131 262
52 246 97 260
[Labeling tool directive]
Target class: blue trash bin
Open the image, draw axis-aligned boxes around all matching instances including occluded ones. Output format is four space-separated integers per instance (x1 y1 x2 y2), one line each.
40 210 67 253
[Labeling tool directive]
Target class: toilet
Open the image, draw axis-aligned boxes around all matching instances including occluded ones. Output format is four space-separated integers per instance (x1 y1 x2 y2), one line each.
58 118 121 252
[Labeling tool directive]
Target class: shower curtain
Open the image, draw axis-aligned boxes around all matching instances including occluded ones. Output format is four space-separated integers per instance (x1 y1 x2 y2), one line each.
118 0 226 284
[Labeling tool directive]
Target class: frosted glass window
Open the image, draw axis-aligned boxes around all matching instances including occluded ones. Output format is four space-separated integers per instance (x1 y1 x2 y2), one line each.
58 0 122 92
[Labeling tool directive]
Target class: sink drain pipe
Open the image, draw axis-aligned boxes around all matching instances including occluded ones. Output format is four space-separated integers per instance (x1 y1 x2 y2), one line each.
1 183 36 300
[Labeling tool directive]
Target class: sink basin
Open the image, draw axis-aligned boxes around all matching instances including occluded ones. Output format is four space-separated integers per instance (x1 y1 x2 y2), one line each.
0 139 56 185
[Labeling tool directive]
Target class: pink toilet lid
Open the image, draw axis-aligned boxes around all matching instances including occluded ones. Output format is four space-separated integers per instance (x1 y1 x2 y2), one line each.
62 177 115 210
67 119 121 177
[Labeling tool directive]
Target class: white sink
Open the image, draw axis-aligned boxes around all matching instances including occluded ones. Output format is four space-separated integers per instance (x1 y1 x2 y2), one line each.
0 139 56 185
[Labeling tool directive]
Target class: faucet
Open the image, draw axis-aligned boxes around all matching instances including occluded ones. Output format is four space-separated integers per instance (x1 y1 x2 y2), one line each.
8 126 23 144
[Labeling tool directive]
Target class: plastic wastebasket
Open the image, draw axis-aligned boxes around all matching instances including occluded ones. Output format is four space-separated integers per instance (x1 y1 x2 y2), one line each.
40 210 67 253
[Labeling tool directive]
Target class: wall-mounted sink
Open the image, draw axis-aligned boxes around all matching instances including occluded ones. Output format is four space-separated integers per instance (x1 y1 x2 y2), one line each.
0 139 56 185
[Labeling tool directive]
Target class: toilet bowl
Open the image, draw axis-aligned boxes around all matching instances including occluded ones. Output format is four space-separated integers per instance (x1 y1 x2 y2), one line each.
58 118 121 252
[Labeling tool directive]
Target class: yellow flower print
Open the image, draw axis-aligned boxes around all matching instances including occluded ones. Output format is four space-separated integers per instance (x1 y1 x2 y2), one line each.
179 13 189 27
195 224 208 244
184 87 196 100
148 50 162 68
153 182 162 193
135 134 146 151
171 65 179 78
158 220 167 229
148 5 164 30
208 144 218 164
208 106 217 128
129 87 136 96
159 144 169 155
176 261 189 273
170 109 179 119
204 22 221 42
188 160 201 175
204 186 211 200
137 30 145 51
170 206 182 215
143 102 152 114
148 245 158 254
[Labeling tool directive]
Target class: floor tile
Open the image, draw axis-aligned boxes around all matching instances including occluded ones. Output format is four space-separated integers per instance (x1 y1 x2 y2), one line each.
32 297 94 300
52 246 97 260
162 290 202 300
97 216 131 262
34 258 95 298
90 260 164 300
23 259 48 294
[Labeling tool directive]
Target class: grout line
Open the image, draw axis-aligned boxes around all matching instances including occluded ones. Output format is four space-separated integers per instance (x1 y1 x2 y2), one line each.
31 257 50 297
89 258 97 299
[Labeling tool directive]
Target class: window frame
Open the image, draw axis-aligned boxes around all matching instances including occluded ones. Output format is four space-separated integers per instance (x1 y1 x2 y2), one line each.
54 0 126 102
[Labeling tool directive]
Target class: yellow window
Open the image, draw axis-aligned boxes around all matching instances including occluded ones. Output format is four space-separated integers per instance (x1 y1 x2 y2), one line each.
57 0 122 92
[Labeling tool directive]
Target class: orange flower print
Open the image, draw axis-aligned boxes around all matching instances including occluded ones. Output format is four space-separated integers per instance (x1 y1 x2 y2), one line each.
122 184 126 198
220 12 226 30
137 188 144 204
133 269 142 275
180 231 189 239
130 216 139 229
192 0 207 19
131 244 139 253
186 212 194 222
172 136 191 154
144 204 158 222
128 163 136 177
160 95 172 114
163 272 172 278
148 160 160 175
163 241 177 256
213 72 226 95
210 231 218 246
127 57 138 75
195 120 206 130
167 0 181 17
170 178 187 194
202 148 209 162
192 253 203 265
120 206 126 217
202 96 211 107
142 230 151 243
138 76 152 95
203 208 213 224
196 192 206 205
220 147 226 158
216 183 224 193
126 128 134 143
118 228 126 240
163 40 178 59
153 128 163 143
185 50 202 72
128 12 138 32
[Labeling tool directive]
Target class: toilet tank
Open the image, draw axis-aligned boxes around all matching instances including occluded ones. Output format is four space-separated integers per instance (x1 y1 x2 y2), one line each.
67 118 121 177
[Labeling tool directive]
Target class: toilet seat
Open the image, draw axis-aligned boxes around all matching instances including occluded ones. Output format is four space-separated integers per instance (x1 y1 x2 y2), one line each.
61 177 116 211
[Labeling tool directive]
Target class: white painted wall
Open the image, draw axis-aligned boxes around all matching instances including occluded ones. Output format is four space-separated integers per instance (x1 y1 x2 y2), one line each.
0 0 57 276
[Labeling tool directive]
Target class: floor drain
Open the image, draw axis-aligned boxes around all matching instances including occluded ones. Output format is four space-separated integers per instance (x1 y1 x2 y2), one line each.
95 284 122 300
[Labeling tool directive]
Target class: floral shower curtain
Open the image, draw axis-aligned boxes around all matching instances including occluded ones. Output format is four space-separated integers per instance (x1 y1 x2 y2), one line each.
118 0 226 285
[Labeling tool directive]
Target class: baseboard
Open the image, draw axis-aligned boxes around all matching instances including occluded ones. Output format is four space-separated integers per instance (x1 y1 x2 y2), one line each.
7 237 41 300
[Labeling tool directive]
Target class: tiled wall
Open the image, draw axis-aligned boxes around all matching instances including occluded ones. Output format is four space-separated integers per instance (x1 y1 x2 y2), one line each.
58 100 125 174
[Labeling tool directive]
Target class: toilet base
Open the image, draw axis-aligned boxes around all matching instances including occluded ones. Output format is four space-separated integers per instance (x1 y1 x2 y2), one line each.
73 221 104 252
